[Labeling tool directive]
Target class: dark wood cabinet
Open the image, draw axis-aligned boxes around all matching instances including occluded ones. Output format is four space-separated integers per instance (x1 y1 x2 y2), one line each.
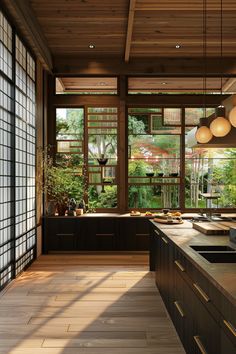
119 218 150 250
150 223 236 354
43 216 150 252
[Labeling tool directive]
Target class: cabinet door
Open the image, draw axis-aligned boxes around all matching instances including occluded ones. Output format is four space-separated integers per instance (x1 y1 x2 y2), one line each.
149 225 157 271
221 329 236 354
153 228 162 290
173 267 194 354
174 255 220 354
84 218 116 250
119 218 150 250
46 218 77 251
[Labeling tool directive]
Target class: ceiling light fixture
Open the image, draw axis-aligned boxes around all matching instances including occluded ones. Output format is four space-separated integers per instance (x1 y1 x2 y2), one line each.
161 82 167 85
88 44 95 49
229 106 236 127
175 44 181 49
209 0 231 137
195 0 213 144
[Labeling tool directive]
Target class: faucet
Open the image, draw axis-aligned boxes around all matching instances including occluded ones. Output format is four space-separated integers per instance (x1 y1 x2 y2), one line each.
206 209 213 220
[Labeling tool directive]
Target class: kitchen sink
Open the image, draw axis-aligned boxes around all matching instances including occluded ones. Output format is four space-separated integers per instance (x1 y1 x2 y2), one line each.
198 252 236 263
190 245 235 252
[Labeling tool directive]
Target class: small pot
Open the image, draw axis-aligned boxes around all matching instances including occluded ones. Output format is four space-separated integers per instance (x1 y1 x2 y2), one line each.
146 172 154 177
97 158 108 165
169 173 178 177
157 173 164 177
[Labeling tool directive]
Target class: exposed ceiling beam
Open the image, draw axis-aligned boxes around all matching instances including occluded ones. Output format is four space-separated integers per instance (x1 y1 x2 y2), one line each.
124 0 136 62
53 57 236 76
2 0 53 71
223 78 236 92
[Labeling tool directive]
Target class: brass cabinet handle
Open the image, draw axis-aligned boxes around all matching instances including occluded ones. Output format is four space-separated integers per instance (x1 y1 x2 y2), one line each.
223 320 236 337
174 301 185 317
193 336 208 354
174 260 185 272
161 236 168 244
193 283 210 303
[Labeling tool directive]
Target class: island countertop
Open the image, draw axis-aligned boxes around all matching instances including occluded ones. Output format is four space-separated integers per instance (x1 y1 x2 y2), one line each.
150 219 236 306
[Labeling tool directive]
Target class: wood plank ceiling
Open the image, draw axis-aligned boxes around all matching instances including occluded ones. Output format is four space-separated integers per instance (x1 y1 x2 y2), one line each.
28 0 236 61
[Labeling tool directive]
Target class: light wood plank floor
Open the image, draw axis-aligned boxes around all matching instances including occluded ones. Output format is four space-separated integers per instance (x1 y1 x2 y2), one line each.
0 253 185 354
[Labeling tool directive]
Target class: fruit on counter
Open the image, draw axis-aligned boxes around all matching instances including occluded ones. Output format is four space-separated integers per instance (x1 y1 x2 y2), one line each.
172 211 182 216
145 211 153 216
130 210 141 216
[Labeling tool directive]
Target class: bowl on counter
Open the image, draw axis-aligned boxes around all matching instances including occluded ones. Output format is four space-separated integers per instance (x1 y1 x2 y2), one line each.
157 173 164 177
169 173 178 177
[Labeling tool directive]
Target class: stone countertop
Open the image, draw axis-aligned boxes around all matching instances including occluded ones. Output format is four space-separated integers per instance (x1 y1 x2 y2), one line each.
45 212 236 218
150 219 236 306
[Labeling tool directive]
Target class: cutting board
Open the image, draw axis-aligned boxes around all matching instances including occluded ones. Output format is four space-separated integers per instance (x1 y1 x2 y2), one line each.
192 222 235 235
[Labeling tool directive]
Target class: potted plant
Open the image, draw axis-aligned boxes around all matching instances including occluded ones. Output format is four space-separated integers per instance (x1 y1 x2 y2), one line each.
43 154 85 216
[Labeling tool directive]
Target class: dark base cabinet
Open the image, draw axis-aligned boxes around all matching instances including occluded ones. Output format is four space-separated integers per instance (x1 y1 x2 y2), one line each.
43 216 150 253
150 224 236 354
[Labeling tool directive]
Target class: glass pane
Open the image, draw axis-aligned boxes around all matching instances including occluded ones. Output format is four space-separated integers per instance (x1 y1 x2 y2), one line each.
128 108 161 113
128 115 149 134
185 146 236 208
129 134 180 159
185 107 215 126
163 108 181 125
128 185 179 209
88 185 117 209
56 108 84 139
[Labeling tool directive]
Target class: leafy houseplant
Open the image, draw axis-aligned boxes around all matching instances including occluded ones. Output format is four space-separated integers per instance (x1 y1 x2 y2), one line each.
43 155 85 216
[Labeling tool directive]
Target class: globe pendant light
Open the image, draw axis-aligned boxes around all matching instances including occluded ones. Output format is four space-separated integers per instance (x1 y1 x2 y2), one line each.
195 118 213 143
195 0 212 144
210 0 231 137
229 106 236 127
210 105 231 137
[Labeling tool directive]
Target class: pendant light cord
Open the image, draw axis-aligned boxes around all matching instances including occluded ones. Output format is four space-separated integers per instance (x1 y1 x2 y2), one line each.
203 0 207 117
220 0 223 99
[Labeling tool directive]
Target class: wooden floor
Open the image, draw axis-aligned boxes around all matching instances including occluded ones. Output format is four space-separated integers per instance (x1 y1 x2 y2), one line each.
0 253 185 354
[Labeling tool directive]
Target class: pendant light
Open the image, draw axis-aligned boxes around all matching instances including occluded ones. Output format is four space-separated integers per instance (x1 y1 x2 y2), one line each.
229 106 236 127
210 0 231 137
195 0 213 144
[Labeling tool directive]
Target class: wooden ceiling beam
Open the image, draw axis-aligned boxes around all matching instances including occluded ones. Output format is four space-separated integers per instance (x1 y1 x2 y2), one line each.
125 0 136 62
53 57 236 76
2 0 53 71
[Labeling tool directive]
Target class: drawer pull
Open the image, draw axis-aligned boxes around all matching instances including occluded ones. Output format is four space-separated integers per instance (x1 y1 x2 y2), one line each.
96 233 114 236
174 301 185 317
193 283 210 303
161 236 168 244
154 230 160 236
223 320 236 337
194 336 208 354
174 260 185 272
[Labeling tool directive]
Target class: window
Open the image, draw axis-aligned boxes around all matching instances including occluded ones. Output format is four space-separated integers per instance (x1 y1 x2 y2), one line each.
56 107 119 210
185 109 236 209
128 108 181 209
0 11 36 289
87 107 118 209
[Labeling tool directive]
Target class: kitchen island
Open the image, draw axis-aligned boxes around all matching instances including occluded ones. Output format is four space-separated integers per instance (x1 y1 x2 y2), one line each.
150 219 236 354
